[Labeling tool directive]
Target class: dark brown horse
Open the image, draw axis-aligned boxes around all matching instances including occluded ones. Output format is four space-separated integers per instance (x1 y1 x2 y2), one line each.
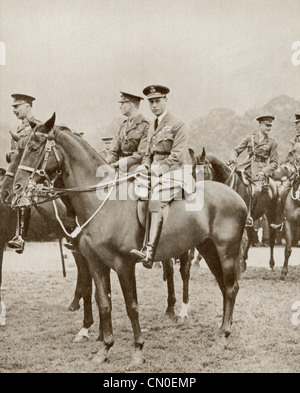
1 142 93 340
190 148 279 273
278 144 300 280
12 114 247 367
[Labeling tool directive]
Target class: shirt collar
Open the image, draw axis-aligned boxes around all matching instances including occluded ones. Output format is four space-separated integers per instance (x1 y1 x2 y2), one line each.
156 110 168 125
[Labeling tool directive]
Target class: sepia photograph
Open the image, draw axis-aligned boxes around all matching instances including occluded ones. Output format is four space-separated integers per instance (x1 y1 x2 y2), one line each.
0 0 300 376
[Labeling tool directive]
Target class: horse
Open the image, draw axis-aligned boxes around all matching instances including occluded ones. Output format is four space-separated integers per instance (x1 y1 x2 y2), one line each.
0 140 93 341
4 131 194 327
12 113 247 368
190 148 279 273
277 144 300 280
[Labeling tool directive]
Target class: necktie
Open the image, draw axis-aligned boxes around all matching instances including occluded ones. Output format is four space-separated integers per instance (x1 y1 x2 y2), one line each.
154 118 158 130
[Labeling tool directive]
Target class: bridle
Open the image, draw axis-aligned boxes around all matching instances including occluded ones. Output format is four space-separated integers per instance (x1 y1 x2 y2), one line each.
17 129 62 194
13 126 136 238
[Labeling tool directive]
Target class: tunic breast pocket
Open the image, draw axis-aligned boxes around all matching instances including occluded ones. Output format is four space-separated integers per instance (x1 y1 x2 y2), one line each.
157 131 174 152
127 129 143 141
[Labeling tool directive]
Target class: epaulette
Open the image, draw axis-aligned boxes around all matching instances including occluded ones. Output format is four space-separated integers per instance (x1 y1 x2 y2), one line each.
142 117 150 124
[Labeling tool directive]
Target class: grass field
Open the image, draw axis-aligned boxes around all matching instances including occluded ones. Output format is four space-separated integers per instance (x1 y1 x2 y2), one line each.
1 243 300 373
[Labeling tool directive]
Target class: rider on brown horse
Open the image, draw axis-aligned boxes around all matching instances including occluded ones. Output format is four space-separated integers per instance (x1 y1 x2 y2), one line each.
130 85 190 269
105 91 150 172
7 94 41 254
228 114 283 230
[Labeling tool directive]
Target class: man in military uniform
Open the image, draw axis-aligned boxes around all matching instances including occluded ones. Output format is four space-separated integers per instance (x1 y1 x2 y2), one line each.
228 115 283 229
287 114 300 163
274 114 300 231
229 115 278 181
7 94 41 253
105 91 150 173
100 137 113 159
130 85 189 269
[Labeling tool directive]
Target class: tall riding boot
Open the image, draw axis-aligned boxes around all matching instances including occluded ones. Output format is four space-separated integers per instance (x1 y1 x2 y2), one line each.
8 207 31 254
140 212 163 269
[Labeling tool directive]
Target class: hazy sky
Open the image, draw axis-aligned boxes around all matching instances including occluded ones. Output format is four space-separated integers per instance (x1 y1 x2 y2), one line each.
0 0 299 137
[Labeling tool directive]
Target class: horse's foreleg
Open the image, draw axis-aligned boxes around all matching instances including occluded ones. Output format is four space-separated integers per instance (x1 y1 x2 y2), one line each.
72 251 93 343
118 263 144 369
90 261 114 364
178 252 191 321
162 259 176 319
68 250 83 312
280 221 292 281
268 225 276 271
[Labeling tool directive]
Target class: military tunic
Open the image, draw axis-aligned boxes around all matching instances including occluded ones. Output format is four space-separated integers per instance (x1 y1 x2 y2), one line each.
232 132 278 179
141 112 190 210
106 113 149 169
10 116 40 150
287 133 300 162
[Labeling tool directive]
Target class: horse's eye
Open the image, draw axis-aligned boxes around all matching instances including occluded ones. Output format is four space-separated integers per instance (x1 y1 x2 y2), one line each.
29 145 39 152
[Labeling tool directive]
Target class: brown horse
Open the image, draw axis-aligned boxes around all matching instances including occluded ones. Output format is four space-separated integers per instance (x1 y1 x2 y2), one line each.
1 141 93 340
190 148 279 273
12 114 247 367
278 143 300 280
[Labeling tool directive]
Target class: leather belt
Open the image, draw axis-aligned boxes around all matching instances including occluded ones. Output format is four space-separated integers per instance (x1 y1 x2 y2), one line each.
153 152 170 158
120 151 133 157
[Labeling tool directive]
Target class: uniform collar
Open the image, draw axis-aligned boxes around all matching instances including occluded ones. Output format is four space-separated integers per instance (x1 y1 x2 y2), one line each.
126 113 143 131
156 110 168 126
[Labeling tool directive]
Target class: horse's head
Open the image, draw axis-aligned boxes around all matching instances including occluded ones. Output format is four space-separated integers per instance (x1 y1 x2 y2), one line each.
12 113 63 205
189 147 214 182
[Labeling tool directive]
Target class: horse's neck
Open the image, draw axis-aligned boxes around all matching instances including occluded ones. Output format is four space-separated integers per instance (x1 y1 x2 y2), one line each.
208 156 231 183
58 131 109 187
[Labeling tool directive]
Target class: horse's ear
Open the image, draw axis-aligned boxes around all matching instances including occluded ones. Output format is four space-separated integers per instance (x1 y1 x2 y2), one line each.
188 148 195 161
290 139 296 146
43 113 56 134
200 147 206 160
9 130 21 142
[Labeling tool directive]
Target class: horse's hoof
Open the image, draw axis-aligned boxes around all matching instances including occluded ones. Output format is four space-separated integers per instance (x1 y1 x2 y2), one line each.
279 275 286 281
73 334 89 343
176 315 189 325
92 353 108 364
68 303 80 312
126 352 145 371
164 310 176 321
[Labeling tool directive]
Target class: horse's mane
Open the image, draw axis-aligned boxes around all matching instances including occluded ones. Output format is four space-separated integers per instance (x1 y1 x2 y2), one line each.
53 125 111 167
205 153 231 181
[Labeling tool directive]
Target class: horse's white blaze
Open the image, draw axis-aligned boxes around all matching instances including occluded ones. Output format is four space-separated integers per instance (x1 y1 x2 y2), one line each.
178 302 190 319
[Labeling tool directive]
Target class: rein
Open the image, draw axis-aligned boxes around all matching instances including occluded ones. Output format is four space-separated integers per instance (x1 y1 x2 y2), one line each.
15 127 139 238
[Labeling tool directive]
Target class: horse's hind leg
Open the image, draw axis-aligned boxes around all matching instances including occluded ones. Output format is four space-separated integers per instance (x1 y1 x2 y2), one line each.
198 240 239 338
178 251 191 321
162 259 176 319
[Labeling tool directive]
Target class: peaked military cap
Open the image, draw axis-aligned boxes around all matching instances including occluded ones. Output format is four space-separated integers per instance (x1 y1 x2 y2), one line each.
256 115 275 124
11 94 35 106
143 85 170 100
293 114 300 123
118 91 144 103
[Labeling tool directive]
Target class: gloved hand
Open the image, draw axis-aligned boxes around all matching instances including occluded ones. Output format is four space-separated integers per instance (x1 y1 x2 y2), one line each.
257 171 266 181
136 165 148 174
